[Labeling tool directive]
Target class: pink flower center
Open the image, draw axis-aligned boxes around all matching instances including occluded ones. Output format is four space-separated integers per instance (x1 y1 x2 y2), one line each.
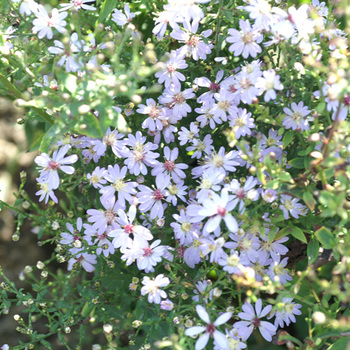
209 82 220 92
47 160 59 170
217 206 226 217
77 256 83 263
143 247 153 257
240 77 251 90
97 233 107 240
164 160 175 172
186 35 199 47
172 93 185 105
229 85 237 93
134 150 145 162
149 106 160 119
206 323 216 336
104 209 116 224
252 317 261 327
74 0 83 5
236 188 246 199
153 189 164 201
177 245 185 257
167 64 176 74
124 224 134 234
344 95 350 106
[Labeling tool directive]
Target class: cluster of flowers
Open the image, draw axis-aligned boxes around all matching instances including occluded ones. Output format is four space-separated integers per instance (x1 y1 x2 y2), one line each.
7 0 347 348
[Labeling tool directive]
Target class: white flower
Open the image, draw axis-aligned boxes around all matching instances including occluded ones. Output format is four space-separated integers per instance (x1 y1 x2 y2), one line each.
185 305 232 350
111 4 135 26
140 274 170 304
32 6 68 39
283 101 313 131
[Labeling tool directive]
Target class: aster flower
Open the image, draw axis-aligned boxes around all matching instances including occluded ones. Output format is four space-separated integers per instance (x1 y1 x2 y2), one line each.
187 188 238 234
200 236 226 263
218 250 243 275
196 168 225 203
282 101 313 131
269 298 302 328
123 131 160 176
166 180 188 206
186 134 213 160
99 164 138 208
32 6 68 39
194 70 224 104
140 274 170 304
225 233 260 264
151 146 188 183
137 99 165 132
86 166 107 189
229 108 256 139
86 196 121 235
35 180 58 204
226 19 263 59
255 69 284 102
235 299 277 342
34 145 78 190
178 122 200 145
185 305 232 350
60 217 84 249
108 205 153 253
171 209 198 246
170 20 213 61
111 4 135 26
137 174 170 220
59 0 96 11
239 0 273 31
159 85 195 118
155 50 188 89
12 0 39 16
67 251 97 273
83 225 115 257
279 195 307 219
136 239 166 273
267 256 292 284
93 128 125 158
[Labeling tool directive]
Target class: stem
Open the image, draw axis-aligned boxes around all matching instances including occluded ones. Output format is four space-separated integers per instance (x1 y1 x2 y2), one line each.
214 0 224 57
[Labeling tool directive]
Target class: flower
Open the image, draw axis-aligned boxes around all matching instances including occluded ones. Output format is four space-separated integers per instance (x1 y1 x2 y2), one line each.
235 299 276 342
32 6 68 39
279 195 307 219
170 20 213 61
34 145 78 190
140 274 170 304
185 305 232 350
255 69 284 102
270 298 302 328
226 19 263 59
60 0 96 11
111 4 135 26
282 101 313 131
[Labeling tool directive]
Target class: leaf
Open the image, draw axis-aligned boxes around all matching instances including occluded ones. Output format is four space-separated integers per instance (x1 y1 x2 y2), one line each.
327 337 350 350
279 171 292 182
315 226 336 249
307 239 319 265
303 191 315 211
316 101 326 114
288 157 305 169
40 123 62 153
74 113 103 139
98 0 116 24
290 226 307 244
58 73 77 94
275 227 291 240
283 130 294 148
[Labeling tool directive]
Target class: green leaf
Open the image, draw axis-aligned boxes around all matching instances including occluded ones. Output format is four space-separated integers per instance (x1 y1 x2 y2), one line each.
290 226 307 244
279 171 292 182
74 113 103 139
275 227 291 240
315 226 336 249
58 73 77 94
316 101 326 114
307 239 319 265
283 130 294 148
40 123 62 153
98 0 116 24
327 337 350 350
303 191 316 211
288 157 305 169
